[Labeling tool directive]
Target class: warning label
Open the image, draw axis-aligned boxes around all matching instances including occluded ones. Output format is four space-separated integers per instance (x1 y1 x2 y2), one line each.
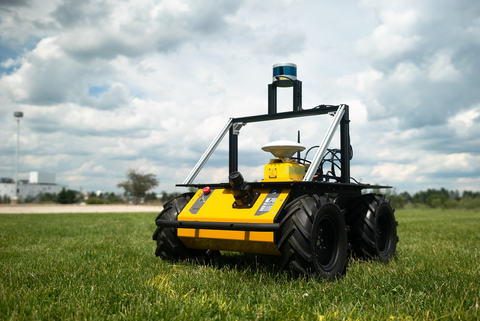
259 197 276 212
254 189 283 216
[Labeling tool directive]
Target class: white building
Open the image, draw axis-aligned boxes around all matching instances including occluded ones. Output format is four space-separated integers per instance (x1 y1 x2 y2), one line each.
0 172 64 201
29 172 56 184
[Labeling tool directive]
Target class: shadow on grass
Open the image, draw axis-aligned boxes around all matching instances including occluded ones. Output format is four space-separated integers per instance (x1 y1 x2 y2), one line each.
190 250 402 281
181 251 288 279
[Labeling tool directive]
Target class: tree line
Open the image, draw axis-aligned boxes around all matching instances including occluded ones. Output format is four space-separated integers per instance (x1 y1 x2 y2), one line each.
384 188 480 210
4 168 479 209
3 188 184 205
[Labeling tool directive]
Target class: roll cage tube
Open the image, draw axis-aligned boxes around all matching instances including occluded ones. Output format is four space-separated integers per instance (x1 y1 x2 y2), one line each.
183 118 233 185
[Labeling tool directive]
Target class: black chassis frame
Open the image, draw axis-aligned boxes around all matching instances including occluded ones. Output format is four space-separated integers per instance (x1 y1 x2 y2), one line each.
157 104 391 233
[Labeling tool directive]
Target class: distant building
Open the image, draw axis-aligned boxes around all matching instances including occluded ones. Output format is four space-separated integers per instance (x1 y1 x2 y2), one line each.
29 172 56 184
0 171 64 200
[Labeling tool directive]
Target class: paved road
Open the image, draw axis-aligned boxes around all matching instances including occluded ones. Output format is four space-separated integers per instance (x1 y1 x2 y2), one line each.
0 204 163 214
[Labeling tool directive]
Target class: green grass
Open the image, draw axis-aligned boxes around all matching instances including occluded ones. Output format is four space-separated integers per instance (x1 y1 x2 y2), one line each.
0 209 479 320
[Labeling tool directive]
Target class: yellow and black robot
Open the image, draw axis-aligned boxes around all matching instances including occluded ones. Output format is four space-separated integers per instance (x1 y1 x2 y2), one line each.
152 63 398 280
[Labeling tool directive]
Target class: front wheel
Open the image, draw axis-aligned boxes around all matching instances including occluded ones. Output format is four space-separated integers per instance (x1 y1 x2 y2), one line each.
311 201 348 279
277 194 348 280
152 193 211 262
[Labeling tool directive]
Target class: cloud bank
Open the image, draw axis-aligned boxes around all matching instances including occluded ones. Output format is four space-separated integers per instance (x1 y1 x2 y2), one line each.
0 0 479 195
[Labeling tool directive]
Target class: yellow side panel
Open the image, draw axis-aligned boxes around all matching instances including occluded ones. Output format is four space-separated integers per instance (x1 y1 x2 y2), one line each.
177 187 290 255
177 228 273 242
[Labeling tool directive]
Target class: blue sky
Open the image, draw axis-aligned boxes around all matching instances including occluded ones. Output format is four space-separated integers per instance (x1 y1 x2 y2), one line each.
1 0 479 195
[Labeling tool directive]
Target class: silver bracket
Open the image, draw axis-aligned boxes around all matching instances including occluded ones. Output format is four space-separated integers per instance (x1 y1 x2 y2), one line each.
232 122 246 135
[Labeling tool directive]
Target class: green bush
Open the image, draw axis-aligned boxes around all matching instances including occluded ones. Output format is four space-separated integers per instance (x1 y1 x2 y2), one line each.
458 197 480 210
388 193 407 209
86 197 110 204
443 199 459 209
0 195 11 204
38 193 57 203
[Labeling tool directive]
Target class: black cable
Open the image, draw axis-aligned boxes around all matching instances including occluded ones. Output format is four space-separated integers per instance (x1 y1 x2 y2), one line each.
350 177 361 184
303 146 361 184
303 145 319 163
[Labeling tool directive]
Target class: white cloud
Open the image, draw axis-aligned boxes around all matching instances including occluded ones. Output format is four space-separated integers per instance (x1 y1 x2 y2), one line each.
371 163 418 182
390 62 421 83
418 153 480 174
427 51 462 82
1 56 24 69
22 154 74 171
356 9 421 60
152 0 190 16
336 69 383 93
448 105 480 136
466 16 480 43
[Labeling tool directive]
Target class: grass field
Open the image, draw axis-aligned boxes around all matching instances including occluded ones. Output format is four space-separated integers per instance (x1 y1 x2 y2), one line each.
1 209 479 320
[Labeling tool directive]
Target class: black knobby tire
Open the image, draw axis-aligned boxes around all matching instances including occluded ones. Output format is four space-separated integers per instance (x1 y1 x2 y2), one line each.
347 194 399 263
152 193 210 261
277 194 348 279
311 201 348 279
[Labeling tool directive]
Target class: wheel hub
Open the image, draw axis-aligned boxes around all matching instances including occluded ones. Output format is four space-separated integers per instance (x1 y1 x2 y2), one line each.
314 218 338 271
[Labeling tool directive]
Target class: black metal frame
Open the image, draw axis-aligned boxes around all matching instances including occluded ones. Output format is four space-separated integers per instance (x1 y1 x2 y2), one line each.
268 79 302 114
178 78 391 194
228 104 350 184
156 220 280 232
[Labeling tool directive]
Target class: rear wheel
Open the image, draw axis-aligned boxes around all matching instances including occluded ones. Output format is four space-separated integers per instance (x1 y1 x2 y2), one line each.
347 194 398 263
152 193 212 262
277 194 348 279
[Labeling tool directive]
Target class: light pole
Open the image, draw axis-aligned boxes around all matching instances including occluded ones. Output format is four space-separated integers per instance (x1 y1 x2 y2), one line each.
13 111 23 203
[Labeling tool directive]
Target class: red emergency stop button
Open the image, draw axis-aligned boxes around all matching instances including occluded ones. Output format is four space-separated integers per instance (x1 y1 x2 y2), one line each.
202 186 211 195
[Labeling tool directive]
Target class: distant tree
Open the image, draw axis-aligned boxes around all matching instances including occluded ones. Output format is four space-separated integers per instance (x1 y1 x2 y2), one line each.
57 188 77 204
39 193 57 203
105 192 123 203
463 190 480 199
360 188 480 209
160 191 181 202
145 192 157 201
386 189 408 209
399 191 412 202
117 169 159 203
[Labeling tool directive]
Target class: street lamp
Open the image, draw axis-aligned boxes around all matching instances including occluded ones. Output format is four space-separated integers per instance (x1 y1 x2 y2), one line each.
13 111 23 203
